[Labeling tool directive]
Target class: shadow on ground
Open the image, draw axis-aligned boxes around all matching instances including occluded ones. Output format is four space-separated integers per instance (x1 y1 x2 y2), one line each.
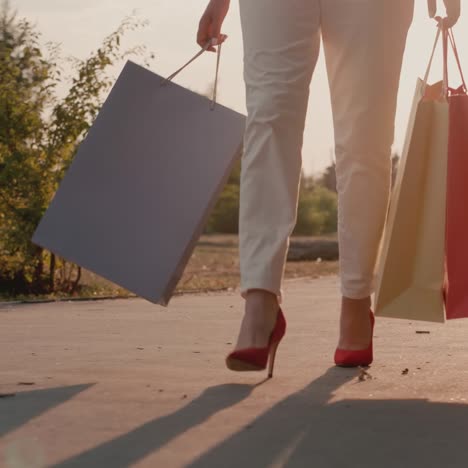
53 382 256 468
0 384 94 437
51 368 468 468
187 368 468 468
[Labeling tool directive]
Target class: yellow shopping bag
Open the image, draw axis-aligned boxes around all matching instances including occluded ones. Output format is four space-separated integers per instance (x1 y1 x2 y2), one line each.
374 28 449 322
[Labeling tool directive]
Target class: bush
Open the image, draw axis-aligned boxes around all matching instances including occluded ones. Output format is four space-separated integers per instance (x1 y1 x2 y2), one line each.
293 185 337 236
205 184 240 234
204 158 241 234
205 163 337 236
0 3 152 295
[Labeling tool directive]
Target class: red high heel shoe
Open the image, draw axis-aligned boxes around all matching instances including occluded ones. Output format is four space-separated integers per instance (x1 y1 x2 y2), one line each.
334 309 375 367
225 307 286 378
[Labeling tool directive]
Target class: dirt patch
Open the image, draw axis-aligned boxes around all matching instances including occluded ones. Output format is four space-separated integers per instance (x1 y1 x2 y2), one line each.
81 234 338 296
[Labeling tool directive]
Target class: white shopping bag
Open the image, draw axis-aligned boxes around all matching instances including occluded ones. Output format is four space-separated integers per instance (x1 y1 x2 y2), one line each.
32 40 246 306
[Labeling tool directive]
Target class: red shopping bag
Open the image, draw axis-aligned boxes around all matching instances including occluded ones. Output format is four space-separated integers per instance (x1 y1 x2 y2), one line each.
444 29 468 319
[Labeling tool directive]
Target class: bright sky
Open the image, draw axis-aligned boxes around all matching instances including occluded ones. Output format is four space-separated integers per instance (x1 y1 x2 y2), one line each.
11 0 468 175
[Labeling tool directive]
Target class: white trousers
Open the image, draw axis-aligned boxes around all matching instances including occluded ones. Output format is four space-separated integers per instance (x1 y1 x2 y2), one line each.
238 0 414 303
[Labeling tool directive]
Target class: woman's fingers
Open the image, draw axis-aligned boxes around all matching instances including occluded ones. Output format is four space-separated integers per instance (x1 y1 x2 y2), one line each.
197 13 211 48
428 0 461 28
197 13 222 51
211 34 228 46
443 0 461 28
197 1 230 52
428 0 437 18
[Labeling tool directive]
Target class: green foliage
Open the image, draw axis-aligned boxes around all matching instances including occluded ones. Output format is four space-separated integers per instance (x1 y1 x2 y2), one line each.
0 1 52 291
293 184 338 236
0 1 153 295
319 162 337 193
205 158 241 234
205 162 338 236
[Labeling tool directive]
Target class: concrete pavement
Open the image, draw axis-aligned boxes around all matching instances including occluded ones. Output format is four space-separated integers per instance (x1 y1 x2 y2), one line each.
1 276 468 467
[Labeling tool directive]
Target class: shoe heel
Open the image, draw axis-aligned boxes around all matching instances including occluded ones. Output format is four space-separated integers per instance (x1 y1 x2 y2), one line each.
225 307 286 377
334 309 375 367
267 341 280 378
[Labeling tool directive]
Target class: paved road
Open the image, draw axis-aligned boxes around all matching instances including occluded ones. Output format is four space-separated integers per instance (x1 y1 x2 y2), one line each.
1 276 468 467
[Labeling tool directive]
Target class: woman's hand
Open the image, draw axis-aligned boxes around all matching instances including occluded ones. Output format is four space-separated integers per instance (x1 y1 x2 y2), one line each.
428 0 461 28
197 0 230 52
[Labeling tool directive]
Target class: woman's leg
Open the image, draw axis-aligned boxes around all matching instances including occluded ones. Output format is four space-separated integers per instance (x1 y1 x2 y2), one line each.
236 0 321 348
321 0 414 349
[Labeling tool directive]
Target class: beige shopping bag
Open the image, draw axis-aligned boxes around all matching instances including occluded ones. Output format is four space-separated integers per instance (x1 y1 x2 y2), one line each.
374 28 448 322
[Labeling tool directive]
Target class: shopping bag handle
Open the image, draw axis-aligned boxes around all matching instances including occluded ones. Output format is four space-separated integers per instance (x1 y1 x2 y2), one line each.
423 24 444 96
160 36 227 110
447 28 467 94
423 21 467 98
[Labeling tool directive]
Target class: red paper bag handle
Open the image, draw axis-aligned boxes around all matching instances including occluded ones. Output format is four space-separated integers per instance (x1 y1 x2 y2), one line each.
447 28 467 94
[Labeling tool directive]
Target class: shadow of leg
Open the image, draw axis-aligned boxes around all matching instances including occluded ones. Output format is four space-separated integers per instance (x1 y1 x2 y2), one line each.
187 367 356 468
53 383 256 468
188 368 468 468
0 384 95 438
